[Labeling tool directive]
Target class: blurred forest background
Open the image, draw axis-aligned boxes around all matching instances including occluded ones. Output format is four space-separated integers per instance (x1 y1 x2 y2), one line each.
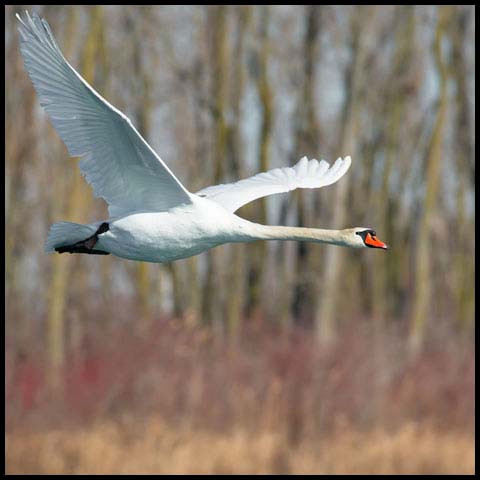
5 4 475 474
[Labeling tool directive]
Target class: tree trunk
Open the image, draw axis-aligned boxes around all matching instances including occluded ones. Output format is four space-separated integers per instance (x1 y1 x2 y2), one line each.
46 6 103 391
225 6 251 335
371 6 416 327
202 5 229 328
409 6 450 353
291 5 322 326
450 6 475 334
245 6 272 320
315 6 373 345
132 8 154 324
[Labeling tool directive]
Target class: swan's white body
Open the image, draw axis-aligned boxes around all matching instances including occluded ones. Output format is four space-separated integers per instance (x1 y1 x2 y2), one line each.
98 200 253 263
17 12 387 263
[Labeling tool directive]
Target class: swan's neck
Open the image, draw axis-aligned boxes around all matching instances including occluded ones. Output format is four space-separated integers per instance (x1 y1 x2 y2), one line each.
243 222 355 248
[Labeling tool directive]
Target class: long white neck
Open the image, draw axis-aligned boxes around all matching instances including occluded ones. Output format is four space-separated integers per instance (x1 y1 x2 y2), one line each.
239 221 356 248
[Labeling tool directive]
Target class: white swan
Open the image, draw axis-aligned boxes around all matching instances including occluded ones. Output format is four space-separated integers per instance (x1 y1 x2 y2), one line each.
17 12 388 263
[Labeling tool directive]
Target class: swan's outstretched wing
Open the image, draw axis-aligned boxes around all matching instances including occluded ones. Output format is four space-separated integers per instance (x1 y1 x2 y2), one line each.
196 156 351 213
17 11 192 217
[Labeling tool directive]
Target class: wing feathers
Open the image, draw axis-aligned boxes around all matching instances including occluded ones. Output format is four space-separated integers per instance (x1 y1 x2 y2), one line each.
196 156 351 213
17 11 192 217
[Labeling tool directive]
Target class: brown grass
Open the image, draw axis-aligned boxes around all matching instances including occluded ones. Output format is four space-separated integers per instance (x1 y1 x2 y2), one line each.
6 417 474 475
5 315 475 475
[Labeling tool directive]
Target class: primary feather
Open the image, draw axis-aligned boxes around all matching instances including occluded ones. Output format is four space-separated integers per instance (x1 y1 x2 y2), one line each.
196 156 351 212
16 11 192 218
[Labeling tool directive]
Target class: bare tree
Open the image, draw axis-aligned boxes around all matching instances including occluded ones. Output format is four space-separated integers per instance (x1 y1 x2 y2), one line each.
225 6 252 335
46 6 105 390
244 6 273 319
409 6 451 353
315 6 375 344
291 5 323 325
202 5 230 328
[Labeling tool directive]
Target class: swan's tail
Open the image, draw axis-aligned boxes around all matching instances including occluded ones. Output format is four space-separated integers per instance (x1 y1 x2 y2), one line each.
45 221 107 254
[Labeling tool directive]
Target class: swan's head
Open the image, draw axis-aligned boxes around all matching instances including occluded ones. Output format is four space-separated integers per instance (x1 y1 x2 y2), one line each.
351 228 389 250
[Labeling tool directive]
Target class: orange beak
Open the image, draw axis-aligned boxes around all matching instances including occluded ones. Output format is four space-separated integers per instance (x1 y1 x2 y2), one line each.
365 233 388 250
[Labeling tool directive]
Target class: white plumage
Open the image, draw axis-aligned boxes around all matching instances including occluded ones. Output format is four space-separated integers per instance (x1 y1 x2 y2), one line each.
17 11 387 263
197 156 351 212
17 11 192 218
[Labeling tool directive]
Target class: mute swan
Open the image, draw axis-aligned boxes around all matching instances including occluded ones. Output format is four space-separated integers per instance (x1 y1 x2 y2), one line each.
16 12 388 263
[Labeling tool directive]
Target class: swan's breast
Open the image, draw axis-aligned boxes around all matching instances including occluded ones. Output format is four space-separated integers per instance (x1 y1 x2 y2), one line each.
97 200 241 262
